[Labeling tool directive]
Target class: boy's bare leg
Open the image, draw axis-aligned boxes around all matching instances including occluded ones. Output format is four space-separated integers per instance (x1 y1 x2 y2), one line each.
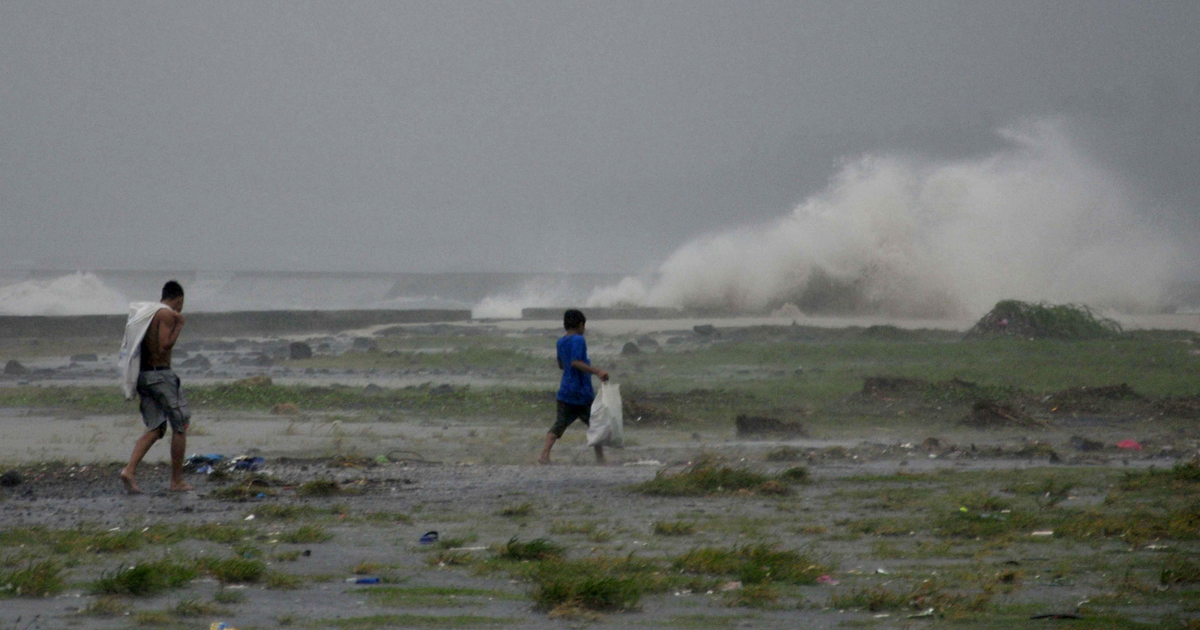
120 428 162 494
593 444 605 465
538 433 557 464
168 430 192 492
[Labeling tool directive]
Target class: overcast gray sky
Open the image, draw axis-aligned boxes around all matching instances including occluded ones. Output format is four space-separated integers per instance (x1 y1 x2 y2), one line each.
2 1 1197 273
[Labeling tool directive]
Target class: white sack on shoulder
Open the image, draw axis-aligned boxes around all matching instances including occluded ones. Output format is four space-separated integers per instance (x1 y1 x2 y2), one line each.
587 382 624 448
118 302 169 400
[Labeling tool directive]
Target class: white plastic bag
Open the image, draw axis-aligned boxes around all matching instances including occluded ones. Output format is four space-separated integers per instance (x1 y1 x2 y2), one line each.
586 382 624 448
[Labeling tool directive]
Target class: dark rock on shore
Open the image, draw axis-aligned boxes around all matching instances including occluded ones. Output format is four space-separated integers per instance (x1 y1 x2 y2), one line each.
179 353 212 370
289 341 313 360
4 360 28 375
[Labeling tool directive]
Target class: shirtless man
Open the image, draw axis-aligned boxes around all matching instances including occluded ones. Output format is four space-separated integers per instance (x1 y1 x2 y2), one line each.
120 281 191 494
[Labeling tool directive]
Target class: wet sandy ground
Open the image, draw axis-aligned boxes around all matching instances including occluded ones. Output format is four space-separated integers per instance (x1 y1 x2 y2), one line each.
2 406 1197 629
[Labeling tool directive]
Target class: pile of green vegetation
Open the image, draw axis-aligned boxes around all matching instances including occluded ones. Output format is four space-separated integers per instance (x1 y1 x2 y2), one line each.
965 300 1122 340
633 456 801 496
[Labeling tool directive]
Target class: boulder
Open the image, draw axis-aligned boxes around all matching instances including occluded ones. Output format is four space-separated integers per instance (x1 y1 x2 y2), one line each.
3 360 28 376
289 341 313 360
179 354 212 370
620 342 640 356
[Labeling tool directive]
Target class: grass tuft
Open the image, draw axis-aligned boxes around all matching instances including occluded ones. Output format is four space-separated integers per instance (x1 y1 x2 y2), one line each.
279 525 333 544
91 558 196 596
199 556 267 584
497 502 534 517
495 537 564 562
0 559 65 597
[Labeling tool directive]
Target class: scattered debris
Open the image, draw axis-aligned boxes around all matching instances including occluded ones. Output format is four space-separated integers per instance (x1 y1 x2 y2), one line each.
1116 440 1143 451
816 574 839 586
960 400 1045 429
419 531 439 545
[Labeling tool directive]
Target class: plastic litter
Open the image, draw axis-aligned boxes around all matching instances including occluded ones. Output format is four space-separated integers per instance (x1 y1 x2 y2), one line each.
210 623 238 630
1031 531 1055 537
419 531 439 545
907 608 935 618
353 577 380 584
1116 440 1142 451
586 382 624 448
718 581 742 591
233 456 266 471
816 574 839 585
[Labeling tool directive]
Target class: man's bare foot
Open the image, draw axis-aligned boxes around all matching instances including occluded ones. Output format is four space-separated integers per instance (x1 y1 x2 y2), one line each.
119 470 142 495
537 457 551 465
168 481 193 492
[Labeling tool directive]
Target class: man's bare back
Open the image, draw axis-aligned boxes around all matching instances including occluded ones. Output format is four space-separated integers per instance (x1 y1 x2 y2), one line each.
140 308 185 370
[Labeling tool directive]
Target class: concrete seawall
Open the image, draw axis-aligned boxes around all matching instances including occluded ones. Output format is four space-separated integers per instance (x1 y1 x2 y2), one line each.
0 309 472 339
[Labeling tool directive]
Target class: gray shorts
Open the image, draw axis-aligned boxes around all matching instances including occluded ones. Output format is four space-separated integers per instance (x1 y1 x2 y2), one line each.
550 400 591 438
137 369 190 434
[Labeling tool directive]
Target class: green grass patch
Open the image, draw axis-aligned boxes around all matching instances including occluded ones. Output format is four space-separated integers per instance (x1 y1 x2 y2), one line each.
0 559 65 597
297 479 341 497
528 556 665 613
278 524 333 544
91 558 197 596
673 544 828 585
722 582 780 608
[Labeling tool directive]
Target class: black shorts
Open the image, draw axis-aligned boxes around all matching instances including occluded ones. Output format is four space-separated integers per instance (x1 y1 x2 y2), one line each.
549 400 591 438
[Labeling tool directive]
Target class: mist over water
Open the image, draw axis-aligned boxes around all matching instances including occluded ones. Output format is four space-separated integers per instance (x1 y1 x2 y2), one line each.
587 121 1188 317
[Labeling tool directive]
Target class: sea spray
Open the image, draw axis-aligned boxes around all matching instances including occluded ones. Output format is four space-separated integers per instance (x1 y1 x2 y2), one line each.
0 272 128 316
588 119 1185 316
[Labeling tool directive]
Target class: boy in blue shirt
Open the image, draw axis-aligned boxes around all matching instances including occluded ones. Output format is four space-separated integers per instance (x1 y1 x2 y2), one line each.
538 309 609 464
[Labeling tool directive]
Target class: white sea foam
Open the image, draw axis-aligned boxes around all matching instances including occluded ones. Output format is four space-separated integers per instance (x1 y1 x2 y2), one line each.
587 119 1187 317
472 280 581 319
0 272 129 316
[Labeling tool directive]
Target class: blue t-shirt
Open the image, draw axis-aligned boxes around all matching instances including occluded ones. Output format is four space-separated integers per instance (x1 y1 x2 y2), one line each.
557 334 594 405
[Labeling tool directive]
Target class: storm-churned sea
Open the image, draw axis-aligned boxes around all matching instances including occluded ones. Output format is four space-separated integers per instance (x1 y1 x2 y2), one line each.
0 270 627 319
